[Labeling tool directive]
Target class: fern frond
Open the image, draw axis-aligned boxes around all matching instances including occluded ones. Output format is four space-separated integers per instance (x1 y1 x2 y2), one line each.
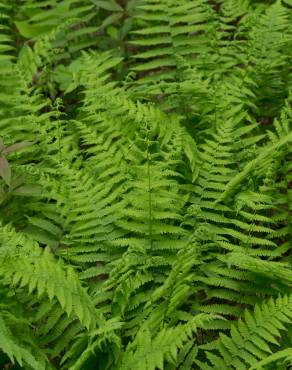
197 294 292 370
0 228 97 330
0 310 46 370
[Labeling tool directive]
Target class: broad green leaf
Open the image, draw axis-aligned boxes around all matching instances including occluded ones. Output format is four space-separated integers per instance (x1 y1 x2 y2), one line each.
14 21 52 38
100 13 123 29
12 185 43 197
93 0 123 11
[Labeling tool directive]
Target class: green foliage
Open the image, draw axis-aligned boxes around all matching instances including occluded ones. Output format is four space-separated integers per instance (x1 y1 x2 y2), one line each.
196 294 292 370
0 0 292 369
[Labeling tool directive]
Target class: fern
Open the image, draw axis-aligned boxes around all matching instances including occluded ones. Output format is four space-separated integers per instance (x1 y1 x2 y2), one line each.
196 294 292 370
0 306 47 370
1 1 292 369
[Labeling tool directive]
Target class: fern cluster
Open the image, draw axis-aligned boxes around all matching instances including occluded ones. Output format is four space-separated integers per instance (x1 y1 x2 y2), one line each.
0 0 292 369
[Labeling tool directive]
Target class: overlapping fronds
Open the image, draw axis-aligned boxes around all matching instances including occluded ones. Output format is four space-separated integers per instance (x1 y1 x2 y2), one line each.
1 1 292 369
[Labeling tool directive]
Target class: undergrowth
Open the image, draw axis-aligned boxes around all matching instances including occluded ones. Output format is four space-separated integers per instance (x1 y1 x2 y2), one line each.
0 0 292 369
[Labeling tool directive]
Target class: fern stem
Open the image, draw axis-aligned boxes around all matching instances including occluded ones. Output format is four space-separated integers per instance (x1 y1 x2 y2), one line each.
146 125 153 249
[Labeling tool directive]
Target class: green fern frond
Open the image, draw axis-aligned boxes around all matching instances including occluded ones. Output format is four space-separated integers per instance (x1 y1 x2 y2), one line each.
0 311 46 370
0 229 97 330
197 294 292 370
